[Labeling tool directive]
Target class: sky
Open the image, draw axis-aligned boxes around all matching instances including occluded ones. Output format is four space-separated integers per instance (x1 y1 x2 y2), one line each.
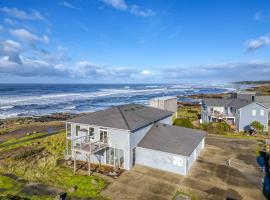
0 0 270 84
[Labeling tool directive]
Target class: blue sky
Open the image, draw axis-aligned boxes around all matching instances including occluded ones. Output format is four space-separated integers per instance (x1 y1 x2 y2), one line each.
0 0 270 83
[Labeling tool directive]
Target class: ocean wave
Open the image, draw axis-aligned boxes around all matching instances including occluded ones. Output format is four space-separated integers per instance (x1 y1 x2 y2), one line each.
0 105 14 110
0 84 234 119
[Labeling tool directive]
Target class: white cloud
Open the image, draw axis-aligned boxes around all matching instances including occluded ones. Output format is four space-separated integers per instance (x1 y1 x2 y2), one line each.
0 39 22 64
0 56 69 77
101 0 155 17
102 0 128 10
0 7 48 23
9 29 49 44
0 40 21 54
130 5 155 17
59 1 80 10
161 61 270 82
246 35 270 51
140 70 151 75
76 61 136 78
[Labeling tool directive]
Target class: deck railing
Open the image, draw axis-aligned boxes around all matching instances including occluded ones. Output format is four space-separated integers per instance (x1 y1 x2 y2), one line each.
71 135 108 154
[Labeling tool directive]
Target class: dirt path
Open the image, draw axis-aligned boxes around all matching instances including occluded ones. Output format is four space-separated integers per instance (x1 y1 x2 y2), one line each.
0 130 63 149
0 121 64 142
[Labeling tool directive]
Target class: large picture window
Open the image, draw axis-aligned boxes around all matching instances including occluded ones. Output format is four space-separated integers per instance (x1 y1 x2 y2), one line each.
106 147 124 168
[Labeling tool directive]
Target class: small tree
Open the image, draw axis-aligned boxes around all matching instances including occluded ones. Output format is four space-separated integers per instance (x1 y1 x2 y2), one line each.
250 121 264 133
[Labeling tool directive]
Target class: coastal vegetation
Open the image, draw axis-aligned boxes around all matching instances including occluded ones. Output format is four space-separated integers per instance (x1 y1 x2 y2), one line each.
244 83 270 96
173 118 194 129
200 122 230 135
0 130 106 200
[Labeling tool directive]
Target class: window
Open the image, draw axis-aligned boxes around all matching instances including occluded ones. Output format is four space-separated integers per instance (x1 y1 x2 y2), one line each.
106 147 124 168
76 125 80 136
89 127 94 138
252 109 256 116
260 110 265 116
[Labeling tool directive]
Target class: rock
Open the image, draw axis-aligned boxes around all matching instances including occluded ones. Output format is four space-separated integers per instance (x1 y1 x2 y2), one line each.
68 186 77 193
91 179 98 186
67 160 72 166
108 171 117 176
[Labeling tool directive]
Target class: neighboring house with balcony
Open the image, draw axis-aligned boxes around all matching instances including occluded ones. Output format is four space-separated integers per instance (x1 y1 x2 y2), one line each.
65 103 206 176
201 98 269 132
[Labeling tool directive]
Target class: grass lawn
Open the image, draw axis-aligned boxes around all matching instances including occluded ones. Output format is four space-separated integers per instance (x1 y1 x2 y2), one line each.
0 131 107 200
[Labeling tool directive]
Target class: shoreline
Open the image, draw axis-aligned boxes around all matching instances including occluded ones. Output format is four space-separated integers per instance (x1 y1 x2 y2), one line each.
1 83 269 134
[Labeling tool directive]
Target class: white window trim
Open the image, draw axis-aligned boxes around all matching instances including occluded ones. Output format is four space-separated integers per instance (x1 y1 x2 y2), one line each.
252 109 256 116
260 110 265 116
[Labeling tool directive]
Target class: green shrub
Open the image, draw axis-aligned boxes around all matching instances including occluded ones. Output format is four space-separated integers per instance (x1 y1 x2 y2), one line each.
250 121 264 133
205 122 230 135
173 118 194 128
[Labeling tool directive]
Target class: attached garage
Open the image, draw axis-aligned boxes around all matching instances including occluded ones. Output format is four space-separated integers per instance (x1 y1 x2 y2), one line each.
136 123 206 175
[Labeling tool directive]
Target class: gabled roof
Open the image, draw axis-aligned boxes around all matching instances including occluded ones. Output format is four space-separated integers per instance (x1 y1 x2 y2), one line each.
138 123 206 156
67 104 173 132
202 98 251 109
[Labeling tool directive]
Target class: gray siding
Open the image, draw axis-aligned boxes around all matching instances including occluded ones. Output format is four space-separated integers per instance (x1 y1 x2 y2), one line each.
238 103 269 131
136 147 187 175
136 137 205 176
129 124 153 169
129 115 172 169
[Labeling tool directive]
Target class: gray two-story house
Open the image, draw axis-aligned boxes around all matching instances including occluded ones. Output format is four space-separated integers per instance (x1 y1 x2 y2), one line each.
201 98 269 132
66 104 206 176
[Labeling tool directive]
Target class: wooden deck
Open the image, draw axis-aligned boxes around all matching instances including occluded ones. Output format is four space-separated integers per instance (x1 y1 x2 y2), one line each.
72 142 108 154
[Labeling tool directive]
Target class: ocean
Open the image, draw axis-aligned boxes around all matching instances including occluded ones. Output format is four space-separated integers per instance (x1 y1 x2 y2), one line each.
0 83 236 119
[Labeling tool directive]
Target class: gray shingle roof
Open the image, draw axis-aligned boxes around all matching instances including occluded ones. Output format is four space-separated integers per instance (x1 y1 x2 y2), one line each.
203 98 251 109
138 123 207 156
67 104 173 132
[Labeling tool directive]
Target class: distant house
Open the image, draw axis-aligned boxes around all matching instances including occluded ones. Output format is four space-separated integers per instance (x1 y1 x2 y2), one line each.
229 91 256 102
66 104 206 175
149 96 178 113
201 92 269 132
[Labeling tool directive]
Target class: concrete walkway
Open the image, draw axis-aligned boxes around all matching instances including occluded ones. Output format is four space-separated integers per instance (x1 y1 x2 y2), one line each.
102 135 265 200
101 165 183 200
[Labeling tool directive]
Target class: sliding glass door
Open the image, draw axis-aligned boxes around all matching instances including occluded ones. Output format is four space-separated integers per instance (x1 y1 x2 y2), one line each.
106 147 124 168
